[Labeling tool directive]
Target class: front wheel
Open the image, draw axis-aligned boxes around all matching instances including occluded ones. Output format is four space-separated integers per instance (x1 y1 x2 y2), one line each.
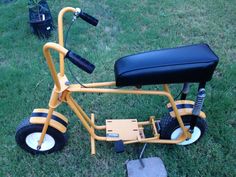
15 118 67 154
159 115 207 145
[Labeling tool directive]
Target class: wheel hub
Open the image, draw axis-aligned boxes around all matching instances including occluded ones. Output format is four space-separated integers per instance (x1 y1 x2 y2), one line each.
26 132 55 151
171 126 201 145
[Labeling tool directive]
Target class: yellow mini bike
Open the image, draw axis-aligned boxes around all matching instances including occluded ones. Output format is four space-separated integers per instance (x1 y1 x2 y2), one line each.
15 7 219 155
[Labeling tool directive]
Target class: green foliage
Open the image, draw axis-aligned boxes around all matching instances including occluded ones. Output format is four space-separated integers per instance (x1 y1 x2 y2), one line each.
0 0 235 176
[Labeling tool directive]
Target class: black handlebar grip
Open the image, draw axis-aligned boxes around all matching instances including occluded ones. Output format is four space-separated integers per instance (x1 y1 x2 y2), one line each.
65 51 95 74
79 11 98 26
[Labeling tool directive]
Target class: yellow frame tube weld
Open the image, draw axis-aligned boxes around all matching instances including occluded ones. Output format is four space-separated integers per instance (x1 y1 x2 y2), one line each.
58 7 77 76
66 94 106 141
90 114 96 155
43 42 68 91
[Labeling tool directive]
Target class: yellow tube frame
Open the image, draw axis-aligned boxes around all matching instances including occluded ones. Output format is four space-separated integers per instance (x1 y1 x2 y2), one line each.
37 7 193 153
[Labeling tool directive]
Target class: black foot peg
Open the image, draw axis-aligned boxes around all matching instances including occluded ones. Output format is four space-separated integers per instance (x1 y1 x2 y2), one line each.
114 140 124 153
155 121 161 133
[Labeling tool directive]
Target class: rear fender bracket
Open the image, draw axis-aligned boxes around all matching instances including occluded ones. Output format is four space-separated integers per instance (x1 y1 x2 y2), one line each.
29 108 68 133
167 100 206 119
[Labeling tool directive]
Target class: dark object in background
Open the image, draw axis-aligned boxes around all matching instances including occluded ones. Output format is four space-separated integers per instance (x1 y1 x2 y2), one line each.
28 0 54 38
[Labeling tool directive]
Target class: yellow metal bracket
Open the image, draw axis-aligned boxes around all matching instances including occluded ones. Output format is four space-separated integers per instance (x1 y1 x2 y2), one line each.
90 113 96 155
149 116 160 138
106 119 140 141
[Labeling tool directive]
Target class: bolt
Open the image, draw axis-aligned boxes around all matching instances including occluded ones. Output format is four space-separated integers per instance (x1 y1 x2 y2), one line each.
65 81 70 86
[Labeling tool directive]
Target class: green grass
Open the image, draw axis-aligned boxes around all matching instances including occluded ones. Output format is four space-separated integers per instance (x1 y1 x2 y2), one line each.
0 0 236 176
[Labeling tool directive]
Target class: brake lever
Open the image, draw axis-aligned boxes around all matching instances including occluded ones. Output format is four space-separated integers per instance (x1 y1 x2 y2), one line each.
73 8 81 21
73 7 98 26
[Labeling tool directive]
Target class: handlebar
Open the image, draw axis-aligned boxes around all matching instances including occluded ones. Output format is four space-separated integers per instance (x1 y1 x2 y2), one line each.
57 7 97 77
79 11 98 26
75 8 99 26
65 51 95 74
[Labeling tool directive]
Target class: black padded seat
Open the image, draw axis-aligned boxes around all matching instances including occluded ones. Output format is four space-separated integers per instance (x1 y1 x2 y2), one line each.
114 44 219 87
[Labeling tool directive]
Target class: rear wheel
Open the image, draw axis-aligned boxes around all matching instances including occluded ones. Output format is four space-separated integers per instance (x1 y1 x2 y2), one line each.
15 118 67 154
160 115 207 145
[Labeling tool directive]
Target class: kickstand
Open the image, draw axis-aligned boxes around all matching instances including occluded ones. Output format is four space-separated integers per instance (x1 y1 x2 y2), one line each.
138 143 147 168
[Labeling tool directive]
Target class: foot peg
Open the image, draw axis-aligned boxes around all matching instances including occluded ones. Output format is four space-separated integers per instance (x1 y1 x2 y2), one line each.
155 121 161 133
114 140 124 153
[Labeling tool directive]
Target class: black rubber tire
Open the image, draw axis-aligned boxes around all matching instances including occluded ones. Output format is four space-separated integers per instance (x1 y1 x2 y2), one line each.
159 115 207 145
15 118 67 154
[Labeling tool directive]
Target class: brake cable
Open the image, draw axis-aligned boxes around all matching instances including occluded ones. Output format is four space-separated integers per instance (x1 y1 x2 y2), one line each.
64 16 88 88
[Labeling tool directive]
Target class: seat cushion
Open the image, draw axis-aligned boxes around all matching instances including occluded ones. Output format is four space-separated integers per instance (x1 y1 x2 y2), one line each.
114 44 219 86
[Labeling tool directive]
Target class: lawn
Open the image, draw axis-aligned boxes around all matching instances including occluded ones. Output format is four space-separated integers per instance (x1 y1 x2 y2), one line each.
0 0 236 176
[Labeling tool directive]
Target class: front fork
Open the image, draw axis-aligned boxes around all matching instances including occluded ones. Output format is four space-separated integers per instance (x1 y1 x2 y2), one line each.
37 89 62 150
